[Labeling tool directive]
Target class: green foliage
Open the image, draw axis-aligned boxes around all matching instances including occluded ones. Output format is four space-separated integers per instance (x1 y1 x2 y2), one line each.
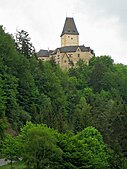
16 122 62 169
69 59 91 90
58 126 110 169
89 56 113 92
0 161 25 169
73 97 92 133
34 61 68 132
2 123 110 169
23 128 62 169
15 30 35 58
1 135 22 169
0 25 127 168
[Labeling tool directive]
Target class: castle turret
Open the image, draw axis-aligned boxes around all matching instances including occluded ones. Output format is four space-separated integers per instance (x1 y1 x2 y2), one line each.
60 17 79 47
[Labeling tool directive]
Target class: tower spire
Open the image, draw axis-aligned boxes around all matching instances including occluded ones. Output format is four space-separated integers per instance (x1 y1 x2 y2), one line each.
60 17 79 37
61 17 79 47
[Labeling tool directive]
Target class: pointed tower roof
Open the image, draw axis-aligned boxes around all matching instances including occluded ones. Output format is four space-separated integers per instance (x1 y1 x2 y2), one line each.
60 17 79 37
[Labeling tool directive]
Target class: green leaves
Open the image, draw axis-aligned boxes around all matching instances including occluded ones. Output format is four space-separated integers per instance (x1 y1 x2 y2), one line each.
16 122 62 169
58 126 110 169
3 123 109 169
73 97 92 133
1 24 127 168
1 135 22 169
15 30 35 58
24 128 62 169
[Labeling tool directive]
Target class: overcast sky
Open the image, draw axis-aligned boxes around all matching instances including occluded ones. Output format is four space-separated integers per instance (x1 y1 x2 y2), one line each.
0 0 127 64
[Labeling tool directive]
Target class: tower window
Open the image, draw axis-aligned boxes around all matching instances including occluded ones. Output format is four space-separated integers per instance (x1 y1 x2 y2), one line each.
71 38 73 40
78 54 80 58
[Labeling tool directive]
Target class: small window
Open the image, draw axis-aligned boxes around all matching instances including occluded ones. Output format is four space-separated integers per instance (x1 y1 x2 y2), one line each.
68 36 70 38
64 60 67 63
71 38 73 40
78 54 80 58
68 54 72 58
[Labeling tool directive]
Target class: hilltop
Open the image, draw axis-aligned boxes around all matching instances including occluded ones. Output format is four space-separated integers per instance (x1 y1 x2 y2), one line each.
0 26 127 168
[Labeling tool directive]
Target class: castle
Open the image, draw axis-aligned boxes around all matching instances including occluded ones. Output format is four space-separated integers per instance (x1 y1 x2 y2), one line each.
37 17 95 70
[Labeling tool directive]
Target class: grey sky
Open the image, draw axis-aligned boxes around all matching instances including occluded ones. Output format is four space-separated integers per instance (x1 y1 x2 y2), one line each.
80 0 127 37
0 0 127 64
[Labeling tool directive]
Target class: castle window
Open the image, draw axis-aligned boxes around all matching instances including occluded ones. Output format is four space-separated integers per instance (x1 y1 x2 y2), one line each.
78 54 80 58
64 60 67 63
71 38 73 40
68 54 72 58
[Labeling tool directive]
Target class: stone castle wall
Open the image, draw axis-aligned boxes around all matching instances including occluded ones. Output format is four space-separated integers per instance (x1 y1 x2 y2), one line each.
61 34 79 47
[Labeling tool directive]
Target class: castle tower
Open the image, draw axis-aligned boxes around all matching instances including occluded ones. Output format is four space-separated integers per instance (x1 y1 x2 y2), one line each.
60 17 79 47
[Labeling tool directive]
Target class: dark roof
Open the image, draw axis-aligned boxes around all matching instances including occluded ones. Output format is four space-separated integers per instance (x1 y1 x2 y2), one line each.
60 17 79 37
37 50 54 57
37 46 95 57
52 45 95 55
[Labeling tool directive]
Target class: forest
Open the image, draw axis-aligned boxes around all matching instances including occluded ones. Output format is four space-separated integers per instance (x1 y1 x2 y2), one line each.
0 25 127 168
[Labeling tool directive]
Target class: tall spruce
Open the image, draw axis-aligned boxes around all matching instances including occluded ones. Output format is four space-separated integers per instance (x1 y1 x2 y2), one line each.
15 30 35 58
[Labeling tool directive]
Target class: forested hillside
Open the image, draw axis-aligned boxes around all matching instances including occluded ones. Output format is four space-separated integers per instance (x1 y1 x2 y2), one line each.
0 26 127 168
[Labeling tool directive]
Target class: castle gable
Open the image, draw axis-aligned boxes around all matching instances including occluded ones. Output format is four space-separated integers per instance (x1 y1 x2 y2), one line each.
76 47 81 52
